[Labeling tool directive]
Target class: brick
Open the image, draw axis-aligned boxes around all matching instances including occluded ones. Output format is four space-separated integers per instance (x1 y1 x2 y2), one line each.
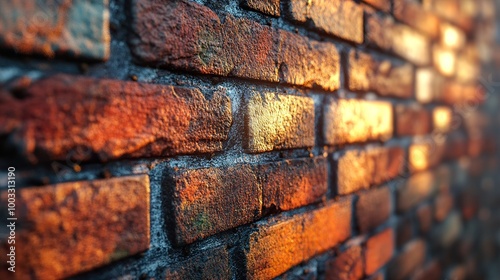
323 99 393 145
387 239 426 280
411 260 442 280
0 75 232 162
415 68 445 103
356 186 392 233
244 92 315 153
397 171 435 213
245 199 352 280
325 246 363 280
393 0 440 38
288 0 363 43
456 56 480 83
395 105 432 136
0 175 150 280
431 212 462 248
366 11 430 65
337 147 403 195
164 246 231 280
365 228 394 275
439 82 485 105
347 50 413 98
244 0 280 16
131 0 340 91
397 217 414 248
424 0 472 31
408 141 445 173
362 0 390 12
447 265 466 280
0 0 109 60
168 165 261 245
417 204 433 233
439 23 466 50
434 193 454 222
432 45 456 77
260 158 328 211
432 106 453 132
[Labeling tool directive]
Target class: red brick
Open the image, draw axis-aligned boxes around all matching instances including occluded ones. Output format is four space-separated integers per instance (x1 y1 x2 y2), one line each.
417 204 433 233
131 0 340 91
337 147 404 195
164 246 231 280
356 186 392 233
365 228 394 275
434 193 454 222
395 105 432 136
244 92 315 153
439 82 485 105
0 75 232 162
393 0 440 38
288 0 363 43
244 0 280 16
397 171 435 213
325 246 363 280
323 99 393 145
363 0 390 12
260 158 328 211
0 175 150 280
168 165 261 245
411 260 442 280
245 199 352 280
0 0 109 60
347 50 413 98
387 239 426 280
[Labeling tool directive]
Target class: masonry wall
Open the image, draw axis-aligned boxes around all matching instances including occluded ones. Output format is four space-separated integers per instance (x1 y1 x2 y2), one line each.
0 0 499 279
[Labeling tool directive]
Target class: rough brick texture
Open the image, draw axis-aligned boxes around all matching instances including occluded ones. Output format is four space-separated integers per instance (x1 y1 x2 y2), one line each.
164 246 231 279
0 175 150 279
365 229 394 275
325 246 364 280
244 0 280 16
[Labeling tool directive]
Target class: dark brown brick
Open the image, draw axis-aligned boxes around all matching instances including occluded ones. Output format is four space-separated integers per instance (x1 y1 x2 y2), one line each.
244 0 280 16
434 193 454 222
0 175 150 280
245 199 352 280
365 228 394 275
0 0 109 60
325 246 363 280
363 0 390 12
417 204 433 233
348 50 413 98
337 147 404 195
260 158 328 211
288 0 363 43
168 165 261 245
411 260 442 280
244 92 315 153
387 239 426 280
393 0 440 38
397 171 435 213
131 0 340 91
395 105 432 136
397 216 414 248
164 246 231 280
431 212 462 248
356 186 391 233
0 75 232 162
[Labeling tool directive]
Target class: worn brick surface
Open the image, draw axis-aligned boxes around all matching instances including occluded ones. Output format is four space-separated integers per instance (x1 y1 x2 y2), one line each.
131 0 340 91
0 175 150 280
244 92 315 153
387 239 427 280
0 75 232 162
337 147 403 195
164 246 231 280
393 0 440 38
288 0 363 43
244 0 280 16
395 105 432 136
0 0 110 60
348 50 413 98
323 99 393 145
325 246 363 280
245 199 352 280
356 187 392 233
397 171 435 213
365 228 394 275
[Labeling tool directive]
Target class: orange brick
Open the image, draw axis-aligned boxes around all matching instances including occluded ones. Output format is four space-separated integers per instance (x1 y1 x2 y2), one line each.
395 105 432 136
409 140 445 173
243 0 280 16
0 175 150 280
365 228 395 275
397 171 435 212
394 0 440 38
356 186 392 233
363 0 390 12
325 246 364 280
245 199 352 280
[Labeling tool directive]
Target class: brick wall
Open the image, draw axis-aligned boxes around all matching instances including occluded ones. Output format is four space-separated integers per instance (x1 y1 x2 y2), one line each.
0 0 499 279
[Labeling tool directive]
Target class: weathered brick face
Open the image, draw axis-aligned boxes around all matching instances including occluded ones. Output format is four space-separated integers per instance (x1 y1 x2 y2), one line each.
0 0 496 279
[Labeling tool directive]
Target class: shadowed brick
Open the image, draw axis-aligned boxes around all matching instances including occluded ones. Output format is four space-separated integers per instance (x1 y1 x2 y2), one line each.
0 75 232 162
395 105 432 136
387 239 426 280
0 0 110 60
337 147 404 195
287 0 363 43
0 175 150 280
244 92 315 153
431 212 462 248
434 193 454 222
394 0 440 38
397 171 435 213
323 99 393 145
417 204 433 233
243 0 280 16
164 246 231 280
131 0 340 91
325 246 363 280
412 260 442 280
397 216 414 248
245 199 352 280
348 50 413 98
365 228 394 275
356 186 392 233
